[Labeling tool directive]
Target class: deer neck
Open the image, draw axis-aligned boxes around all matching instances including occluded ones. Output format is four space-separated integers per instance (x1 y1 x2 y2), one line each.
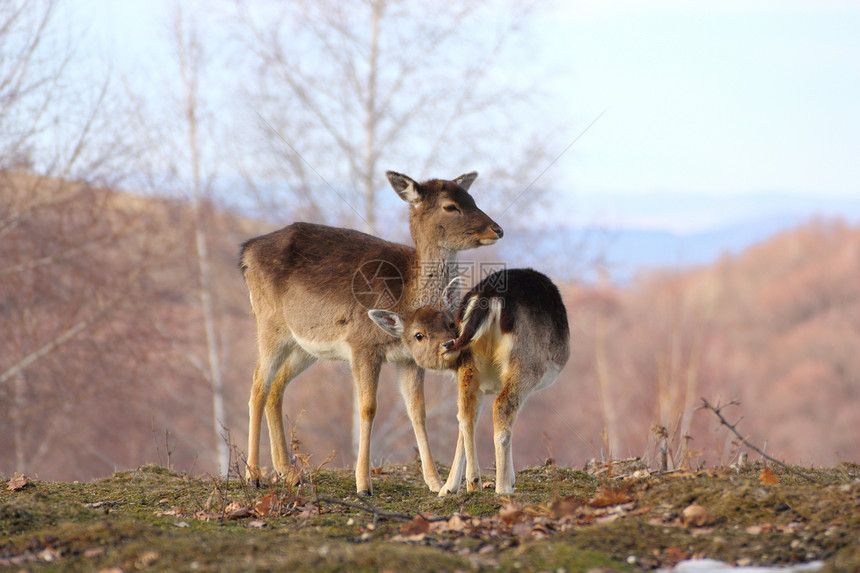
408 242 457 309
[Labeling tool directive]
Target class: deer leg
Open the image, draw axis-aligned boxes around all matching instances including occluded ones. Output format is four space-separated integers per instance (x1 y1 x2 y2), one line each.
351 353 381 496
439 425 466 496
396 362 442 491
265 349 315 481
453 363 482 492
493 379 521 494
247 335 291 484
247 362 270 485
441 389 484 496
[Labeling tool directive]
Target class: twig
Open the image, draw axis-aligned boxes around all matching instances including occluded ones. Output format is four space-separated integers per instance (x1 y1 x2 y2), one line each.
314 496 411 527
700 399 822 484
314 496 447 527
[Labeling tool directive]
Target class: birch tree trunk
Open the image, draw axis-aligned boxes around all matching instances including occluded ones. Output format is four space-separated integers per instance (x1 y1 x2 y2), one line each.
174 7 229 475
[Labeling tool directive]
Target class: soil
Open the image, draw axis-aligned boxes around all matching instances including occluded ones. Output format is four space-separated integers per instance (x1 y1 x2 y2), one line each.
1 460 858 572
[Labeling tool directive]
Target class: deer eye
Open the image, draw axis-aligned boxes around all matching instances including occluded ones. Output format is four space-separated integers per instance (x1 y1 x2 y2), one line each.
414 332 425 341
448 322 456 331
442 203 460 213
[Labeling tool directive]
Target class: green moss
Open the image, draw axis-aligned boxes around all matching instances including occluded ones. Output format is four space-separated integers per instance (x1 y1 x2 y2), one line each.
1 464 857 572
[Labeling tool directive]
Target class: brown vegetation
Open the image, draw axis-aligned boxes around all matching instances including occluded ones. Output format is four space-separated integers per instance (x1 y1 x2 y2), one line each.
533 218 860 471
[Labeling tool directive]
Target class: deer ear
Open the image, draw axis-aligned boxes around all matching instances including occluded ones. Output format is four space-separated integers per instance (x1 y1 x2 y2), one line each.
386 171 421 204
368 309 405 337
441 277 464 313
454 171 478 192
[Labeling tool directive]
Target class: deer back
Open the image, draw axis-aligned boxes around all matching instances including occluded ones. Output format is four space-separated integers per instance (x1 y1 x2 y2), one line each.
453 268 570 370
239 172 502 359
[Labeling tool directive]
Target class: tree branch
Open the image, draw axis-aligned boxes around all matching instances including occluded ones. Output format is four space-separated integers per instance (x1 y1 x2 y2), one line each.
699 398 822 484
313 495 446 528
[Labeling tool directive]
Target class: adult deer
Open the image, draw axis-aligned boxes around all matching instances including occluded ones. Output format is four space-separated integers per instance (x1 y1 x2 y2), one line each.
369 268 569 495
239 171 502 495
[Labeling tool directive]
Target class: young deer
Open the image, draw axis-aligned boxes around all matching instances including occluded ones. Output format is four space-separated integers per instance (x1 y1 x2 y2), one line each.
369 268 569 495
239 171 502 495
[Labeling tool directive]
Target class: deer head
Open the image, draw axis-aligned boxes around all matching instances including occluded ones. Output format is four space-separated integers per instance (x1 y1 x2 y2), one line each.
386 171 503 253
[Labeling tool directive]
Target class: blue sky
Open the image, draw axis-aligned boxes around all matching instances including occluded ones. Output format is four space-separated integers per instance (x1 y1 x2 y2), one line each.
533 1 860 230
78 0 860 234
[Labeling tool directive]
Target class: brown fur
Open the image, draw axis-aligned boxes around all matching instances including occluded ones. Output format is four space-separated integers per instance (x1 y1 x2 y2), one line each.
370 269 569 495
240 171 501 495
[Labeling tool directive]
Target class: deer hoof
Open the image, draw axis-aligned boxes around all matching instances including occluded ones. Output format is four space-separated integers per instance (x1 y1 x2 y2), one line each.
357 489 373 497
245 469 262 488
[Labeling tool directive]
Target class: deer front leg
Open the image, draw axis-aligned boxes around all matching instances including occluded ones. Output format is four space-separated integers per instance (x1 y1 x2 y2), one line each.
440 391 483 496
351 353 381 496
493 383 521 494
397 362 443 491
439 427 466 496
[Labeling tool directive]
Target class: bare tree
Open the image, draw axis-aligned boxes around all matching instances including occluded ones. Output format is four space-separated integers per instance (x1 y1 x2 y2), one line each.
164 4 230 474
232 0 554 461
232 0 550 230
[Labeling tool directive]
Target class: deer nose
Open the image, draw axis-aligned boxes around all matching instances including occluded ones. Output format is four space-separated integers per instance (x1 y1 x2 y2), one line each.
442 340 455 351
493 225 504 239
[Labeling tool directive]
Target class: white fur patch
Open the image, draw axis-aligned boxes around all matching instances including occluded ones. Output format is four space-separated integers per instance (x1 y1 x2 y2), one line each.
535 361 563 392
384 343 413 364
460 297 502 344
292 332 352 361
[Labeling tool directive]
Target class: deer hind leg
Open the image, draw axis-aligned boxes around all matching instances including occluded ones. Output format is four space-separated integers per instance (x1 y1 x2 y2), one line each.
265 348 315 481
396 362 442 491
247 361 271 484
351 352 381 496
246 337 314 485
492 377 522 494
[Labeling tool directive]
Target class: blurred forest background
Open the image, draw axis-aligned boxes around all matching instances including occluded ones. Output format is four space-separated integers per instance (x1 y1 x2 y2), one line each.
1 0 858 481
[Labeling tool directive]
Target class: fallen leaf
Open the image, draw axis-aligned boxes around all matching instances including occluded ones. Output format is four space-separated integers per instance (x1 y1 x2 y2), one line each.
135 551 158 568
254 493 277 517
439 514 469 533
549 495 583 518
400 515 430 535
589 485 633 508
681 504 715 527
746 523 773 535
7 472 29 491
759 467 779 484
38 547 61 562
664 547 689 564
498 502 523 525
512 521 533 539
297 503 321 519
225 503 253 520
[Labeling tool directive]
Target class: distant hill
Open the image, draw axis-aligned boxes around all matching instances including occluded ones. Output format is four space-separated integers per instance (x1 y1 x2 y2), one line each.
527 189 860 282
521 217 860 469
5 173 857 480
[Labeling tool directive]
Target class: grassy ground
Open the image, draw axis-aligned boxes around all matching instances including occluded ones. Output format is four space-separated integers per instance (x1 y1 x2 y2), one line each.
2 460 858 572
